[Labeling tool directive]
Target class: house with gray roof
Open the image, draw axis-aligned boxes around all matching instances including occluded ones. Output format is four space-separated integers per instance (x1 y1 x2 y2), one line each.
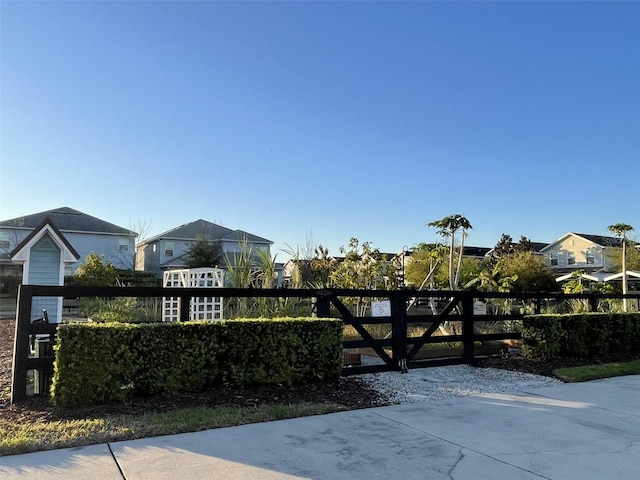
135 219 273 278
539 232 625 274
0 207 137 284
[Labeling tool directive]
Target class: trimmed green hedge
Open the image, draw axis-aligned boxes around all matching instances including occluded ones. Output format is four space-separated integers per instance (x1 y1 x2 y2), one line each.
51 318 342 407
522 312 640 361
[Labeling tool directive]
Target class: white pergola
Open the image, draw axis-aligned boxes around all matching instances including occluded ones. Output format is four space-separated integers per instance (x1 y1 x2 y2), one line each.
603 271 640 282
555 272 610 283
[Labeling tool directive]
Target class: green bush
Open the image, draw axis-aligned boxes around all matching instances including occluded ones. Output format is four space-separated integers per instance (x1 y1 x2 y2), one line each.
133 322 224 395
51 318 342 407
51 323 139 406
522 313 640 361
521 315 563 361
222 319 343 384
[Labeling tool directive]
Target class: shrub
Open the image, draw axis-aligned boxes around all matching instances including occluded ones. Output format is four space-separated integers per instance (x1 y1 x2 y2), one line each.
51 318 342 407
522 312 640 361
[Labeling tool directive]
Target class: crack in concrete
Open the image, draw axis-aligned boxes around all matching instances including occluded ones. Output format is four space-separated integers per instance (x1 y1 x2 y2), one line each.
107 443 126 480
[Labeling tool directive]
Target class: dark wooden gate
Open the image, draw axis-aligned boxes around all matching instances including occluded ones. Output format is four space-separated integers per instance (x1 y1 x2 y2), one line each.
315 289 528 375
10 284 639 402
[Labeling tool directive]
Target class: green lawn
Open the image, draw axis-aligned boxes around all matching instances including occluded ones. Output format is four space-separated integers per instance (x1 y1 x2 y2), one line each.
0 402 346 457
553 360 640 383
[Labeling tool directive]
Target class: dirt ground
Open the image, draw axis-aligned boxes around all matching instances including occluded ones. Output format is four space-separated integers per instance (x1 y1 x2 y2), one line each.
0 319 14 406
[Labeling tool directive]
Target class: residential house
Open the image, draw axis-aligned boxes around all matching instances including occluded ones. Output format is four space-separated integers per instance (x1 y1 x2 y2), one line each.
484 242 549 261
462 246 492 259
135 219 274 279
539 232 624 275
9 219 80 321
0 207 137 293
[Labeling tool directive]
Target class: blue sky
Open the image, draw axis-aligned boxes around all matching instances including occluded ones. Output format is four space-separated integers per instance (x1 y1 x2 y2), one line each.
1 1 639 259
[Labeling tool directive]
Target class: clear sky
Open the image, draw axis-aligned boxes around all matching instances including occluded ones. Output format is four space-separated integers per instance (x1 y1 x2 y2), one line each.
1 0 639 260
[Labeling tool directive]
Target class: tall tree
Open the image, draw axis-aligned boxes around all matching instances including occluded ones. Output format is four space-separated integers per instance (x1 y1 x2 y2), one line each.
405 243 448 290
492 234 514 259
608 242 640 272
514 235 534 254
607 223 634 311
427 214 472 290
490 234 535 266
184 236 223 268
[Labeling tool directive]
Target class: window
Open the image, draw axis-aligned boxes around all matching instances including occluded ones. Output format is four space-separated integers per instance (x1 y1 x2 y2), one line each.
549 253 558 266
568 251 576 265
118 239 129 251
0 231 9 249
586 252 595 264
165 242 174 257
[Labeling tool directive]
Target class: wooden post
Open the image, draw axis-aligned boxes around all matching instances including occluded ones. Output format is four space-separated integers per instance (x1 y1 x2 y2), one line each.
588 293 598 313
534 296 542 314
11 285 32 404
461 292 475 364
391 291 407 372
179 293 190 322
312 291 331 318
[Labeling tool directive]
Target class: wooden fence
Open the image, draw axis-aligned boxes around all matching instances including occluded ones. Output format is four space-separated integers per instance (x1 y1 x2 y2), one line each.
9 284 640 403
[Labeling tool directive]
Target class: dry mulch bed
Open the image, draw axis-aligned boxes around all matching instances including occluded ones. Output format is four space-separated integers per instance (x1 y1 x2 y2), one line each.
1 317 636 425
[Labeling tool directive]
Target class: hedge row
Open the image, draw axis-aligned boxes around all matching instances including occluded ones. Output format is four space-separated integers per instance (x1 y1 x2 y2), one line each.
522 312 640 361
51 318 343 407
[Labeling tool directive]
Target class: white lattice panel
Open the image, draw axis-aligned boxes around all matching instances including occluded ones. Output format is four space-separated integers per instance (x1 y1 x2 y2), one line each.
162 268 224 321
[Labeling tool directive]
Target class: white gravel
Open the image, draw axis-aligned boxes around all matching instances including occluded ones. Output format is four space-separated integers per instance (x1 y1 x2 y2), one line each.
358 365 562 404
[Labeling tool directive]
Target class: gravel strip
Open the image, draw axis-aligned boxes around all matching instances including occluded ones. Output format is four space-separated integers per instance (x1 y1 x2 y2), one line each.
358 365 562 405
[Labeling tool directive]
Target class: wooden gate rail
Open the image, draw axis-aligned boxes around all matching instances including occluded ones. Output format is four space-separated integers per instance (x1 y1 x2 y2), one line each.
10 285 640 402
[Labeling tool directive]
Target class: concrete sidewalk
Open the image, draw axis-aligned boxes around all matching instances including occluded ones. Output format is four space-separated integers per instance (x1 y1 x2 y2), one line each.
1 375 639 480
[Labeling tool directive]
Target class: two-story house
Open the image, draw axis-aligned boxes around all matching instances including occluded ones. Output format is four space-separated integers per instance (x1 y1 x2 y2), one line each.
0 207 137 293
135 219 273 278
539 232 623 275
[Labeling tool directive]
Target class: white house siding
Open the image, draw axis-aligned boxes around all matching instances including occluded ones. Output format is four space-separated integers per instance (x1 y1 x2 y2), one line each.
28 235 62 322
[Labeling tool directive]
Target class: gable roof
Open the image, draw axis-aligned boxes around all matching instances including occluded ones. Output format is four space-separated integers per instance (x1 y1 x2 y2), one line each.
527 242 550 253
0 207 135 236
142 220 272 245
10 218 80 263
220 229 273 244
572 233 623 247
540 232 623 252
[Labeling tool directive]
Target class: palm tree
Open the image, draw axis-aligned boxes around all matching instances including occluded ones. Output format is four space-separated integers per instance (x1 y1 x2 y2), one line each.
427 214 472 290
607 223 634 311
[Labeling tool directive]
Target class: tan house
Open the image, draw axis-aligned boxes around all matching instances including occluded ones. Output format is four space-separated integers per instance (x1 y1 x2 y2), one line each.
539 233 623 274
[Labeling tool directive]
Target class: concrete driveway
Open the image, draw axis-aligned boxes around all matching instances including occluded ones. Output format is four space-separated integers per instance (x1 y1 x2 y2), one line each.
1 375 639 479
